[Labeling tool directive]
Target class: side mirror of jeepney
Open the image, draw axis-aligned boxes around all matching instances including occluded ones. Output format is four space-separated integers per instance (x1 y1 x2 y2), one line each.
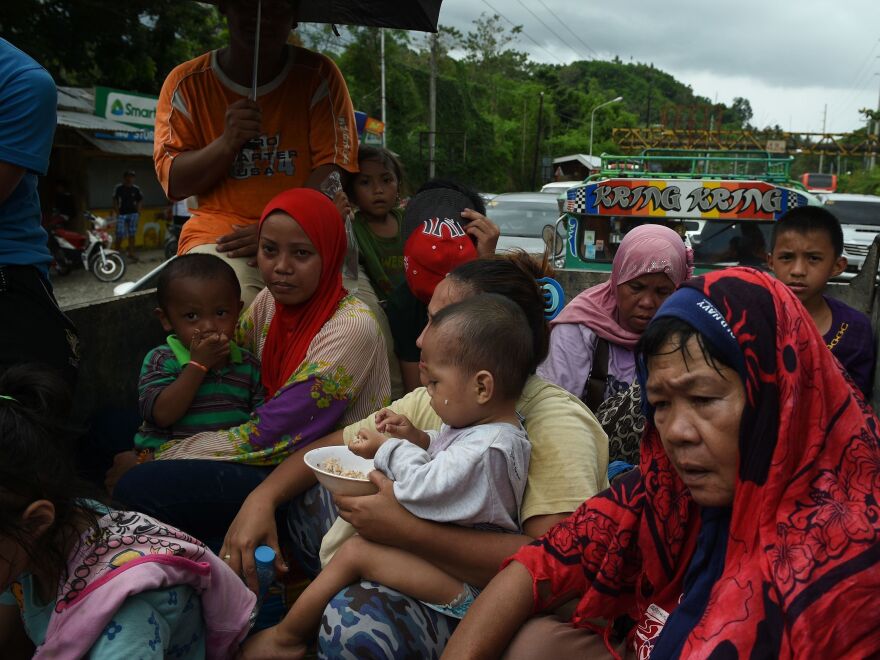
543 223 566 267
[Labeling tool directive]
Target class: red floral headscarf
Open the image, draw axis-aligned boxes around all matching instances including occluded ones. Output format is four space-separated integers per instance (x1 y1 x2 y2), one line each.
511 267 880 658
259 188 347 399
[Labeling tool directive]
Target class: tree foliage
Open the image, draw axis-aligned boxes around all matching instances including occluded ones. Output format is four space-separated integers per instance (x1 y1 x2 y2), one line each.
728 97 754 129
0 0 224 94
458 13 528 75
841 169 880 195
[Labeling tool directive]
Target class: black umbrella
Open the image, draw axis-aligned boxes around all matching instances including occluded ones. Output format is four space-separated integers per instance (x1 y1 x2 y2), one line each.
200 0 443 33
298 0 442 32
200 0 444 98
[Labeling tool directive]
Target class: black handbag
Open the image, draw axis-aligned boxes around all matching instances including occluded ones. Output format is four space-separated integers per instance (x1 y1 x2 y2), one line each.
583 338 610 412
595 382 645 466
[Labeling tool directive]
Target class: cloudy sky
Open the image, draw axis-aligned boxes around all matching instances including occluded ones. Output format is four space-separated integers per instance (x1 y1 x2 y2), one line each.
431 0 879 134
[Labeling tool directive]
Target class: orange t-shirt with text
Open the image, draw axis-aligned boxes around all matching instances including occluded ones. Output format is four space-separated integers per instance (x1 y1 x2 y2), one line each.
154 47 358 254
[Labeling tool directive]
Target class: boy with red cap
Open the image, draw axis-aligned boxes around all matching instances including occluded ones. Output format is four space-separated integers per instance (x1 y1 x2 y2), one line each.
385 182 499 392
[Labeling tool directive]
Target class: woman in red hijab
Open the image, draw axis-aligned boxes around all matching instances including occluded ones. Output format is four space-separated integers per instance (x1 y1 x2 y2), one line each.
445 268 880 659
114 189 390 548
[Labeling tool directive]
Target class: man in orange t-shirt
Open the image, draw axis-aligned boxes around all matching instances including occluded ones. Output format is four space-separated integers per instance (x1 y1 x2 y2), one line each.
154 0 358 305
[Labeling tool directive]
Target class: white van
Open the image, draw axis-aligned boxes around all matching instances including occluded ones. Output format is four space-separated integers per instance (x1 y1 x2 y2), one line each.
540 181 581 194
822 194 880 271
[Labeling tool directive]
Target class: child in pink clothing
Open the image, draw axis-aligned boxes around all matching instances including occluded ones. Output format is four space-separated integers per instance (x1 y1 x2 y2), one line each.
0 365 255 659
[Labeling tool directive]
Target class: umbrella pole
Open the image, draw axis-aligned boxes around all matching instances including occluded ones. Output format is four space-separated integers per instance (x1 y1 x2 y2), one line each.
251 0 262 101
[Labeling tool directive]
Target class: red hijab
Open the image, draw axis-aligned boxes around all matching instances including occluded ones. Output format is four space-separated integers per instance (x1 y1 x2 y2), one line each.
512 268 880 658
259 188 346 399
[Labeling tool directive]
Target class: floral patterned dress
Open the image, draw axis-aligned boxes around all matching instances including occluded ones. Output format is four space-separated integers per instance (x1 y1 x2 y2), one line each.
155 290 390 465
508 269 880 659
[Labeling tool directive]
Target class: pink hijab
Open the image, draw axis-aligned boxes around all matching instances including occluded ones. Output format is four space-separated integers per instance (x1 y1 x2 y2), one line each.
553 224 693 349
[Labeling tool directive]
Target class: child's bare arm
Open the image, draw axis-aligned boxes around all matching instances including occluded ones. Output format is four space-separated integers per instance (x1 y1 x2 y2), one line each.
349 428 386 459
150 365 208 428
375 409 430 449
151 332 230 428
350 411 431 459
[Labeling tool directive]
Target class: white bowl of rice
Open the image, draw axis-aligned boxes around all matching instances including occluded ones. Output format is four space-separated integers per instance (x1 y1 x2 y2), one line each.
304 446 379 496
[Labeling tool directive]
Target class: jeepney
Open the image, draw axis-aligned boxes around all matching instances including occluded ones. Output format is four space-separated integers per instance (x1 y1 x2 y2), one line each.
538 149 880 405
554 150 819 275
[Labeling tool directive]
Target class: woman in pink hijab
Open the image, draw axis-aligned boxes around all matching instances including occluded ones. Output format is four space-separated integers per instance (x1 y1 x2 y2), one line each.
538 224 692 409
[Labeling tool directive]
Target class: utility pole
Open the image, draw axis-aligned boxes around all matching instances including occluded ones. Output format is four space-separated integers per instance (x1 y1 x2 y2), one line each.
428 32 438 179
380 30 386 147
819 104 827 173
531 92 545 189
705 111 715 174
871 72 880 170
520 97 528 183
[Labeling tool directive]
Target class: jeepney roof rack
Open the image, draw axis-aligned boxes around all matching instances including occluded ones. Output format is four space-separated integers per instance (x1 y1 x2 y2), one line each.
593 149 796 185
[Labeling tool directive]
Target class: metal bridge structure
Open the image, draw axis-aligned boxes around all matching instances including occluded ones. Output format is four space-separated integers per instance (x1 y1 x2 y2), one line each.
612 128 880 158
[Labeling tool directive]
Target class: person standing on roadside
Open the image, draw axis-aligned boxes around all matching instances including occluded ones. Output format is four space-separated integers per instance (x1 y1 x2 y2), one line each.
154 0 358 307
112 169 142 261
0 38 80 390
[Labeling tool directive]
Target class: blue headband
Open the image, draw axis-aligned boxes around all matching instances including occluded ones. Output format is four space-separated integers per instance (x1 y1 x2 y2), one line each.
637 287 745 417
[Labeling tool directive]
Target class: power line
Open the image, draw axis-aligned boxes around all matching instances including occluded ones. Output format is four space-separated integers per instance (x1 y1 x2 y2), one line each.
827 38 879 123
478 0 566 65
512 0 587 62
841 39 880 96
534 0 597 58
314 32 474 86
834 77 880 127
313 23 570 101
832 59 877 116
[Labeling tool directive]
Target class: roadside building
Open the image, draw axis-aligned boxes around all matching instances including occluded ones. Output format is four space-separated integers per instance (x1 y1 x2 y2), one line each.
552 154 602 182
44 86 168 247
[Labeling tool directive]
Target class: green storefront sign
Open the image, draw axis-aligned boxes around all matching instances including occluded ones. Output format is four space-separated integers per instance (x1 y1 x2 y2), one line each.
95 86 158 128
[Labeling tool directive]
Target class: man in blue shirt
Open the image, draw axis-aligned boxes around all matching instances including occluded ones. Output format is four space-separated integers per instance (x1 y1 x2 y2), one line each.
0 38 79 388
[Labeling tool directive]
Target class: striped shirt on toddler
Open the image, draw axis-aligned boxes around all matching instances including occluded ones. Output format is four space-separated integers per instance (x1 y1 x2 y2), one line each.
134 335 263 450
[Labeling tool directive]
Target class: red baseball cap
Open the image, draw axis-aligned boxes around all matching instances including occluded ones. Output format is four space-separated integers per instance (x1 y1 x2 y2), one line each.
403 189 479 304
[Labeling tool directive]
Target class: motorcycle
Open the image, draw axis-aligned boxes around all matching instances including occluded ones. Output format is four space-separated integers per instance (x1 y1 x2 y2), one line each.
46 211 127 282
164 221 182 261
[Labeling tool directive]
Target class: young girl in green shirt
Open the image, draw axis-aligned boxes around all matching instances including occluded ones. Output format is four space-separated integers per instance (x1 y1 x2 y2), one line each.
346 146 406 300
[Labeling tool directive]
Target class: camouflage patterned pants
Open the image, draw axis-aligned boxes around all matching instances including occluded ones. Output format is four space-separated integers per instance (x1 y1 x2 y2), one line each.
286 484 459 659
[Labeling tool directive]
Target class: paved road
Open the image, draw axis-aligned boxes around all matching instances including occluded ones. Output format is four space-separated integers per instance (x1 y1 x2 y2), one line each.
53 249 167 309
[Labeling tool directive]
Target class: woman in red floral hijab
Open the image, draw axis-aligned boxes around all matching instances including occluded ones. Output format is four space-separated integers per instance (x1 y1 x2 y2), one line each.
444 267 880 659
